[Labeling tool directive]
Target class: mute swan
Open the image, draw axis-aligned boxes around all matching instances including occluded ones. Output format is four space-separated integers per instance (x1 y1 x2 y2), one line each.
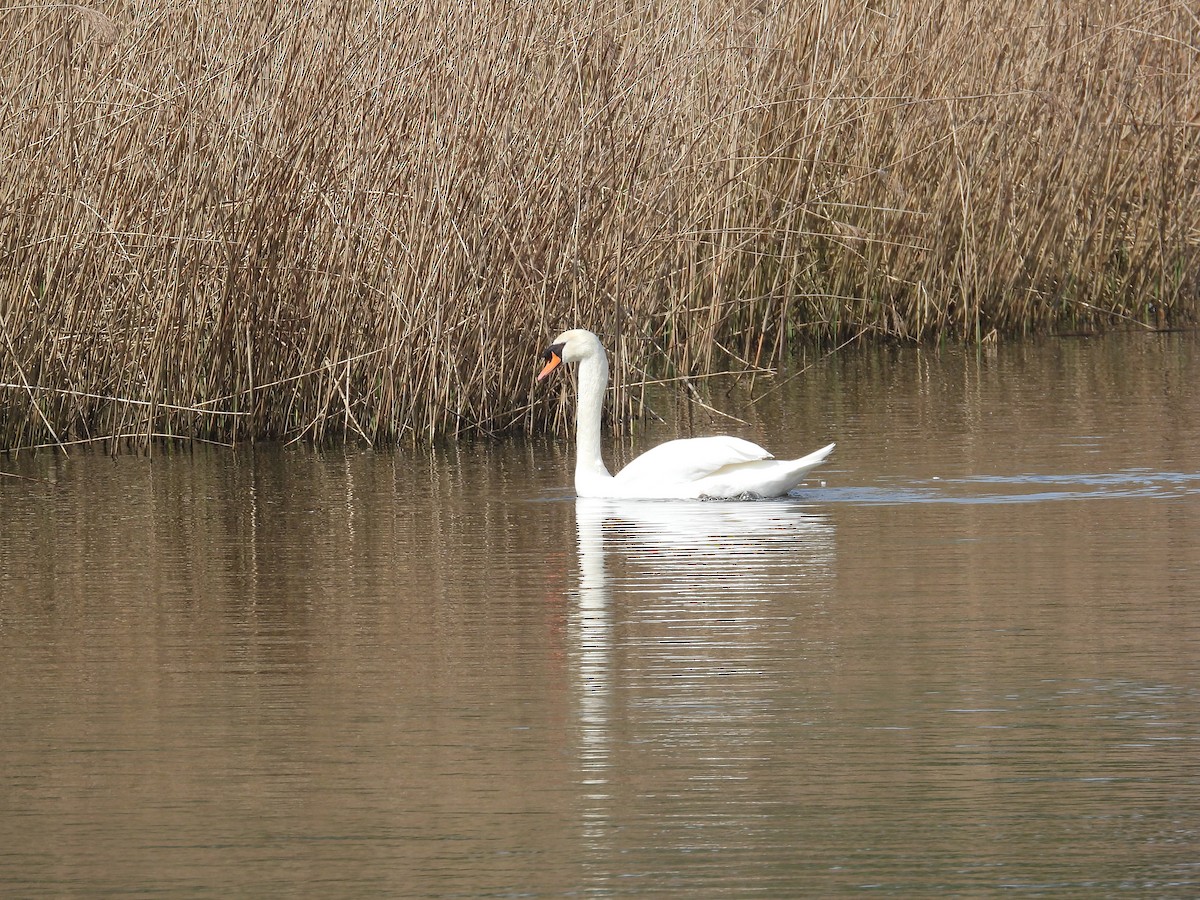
537 329 835 499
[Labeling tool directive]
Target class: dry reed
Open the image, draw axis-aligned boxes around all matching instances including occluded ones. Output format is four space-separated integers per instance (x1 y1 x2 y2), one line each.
1 0 1197 449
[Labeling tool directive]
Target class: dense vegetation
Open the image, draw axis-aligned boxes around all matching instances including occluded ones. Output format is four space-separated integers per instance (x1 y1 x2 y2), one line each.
2 0 1197 448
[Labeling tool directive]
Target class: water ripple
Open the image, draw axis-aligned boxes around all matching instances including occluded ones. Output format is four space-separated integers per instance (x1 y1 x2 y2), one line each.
804 469 1200 505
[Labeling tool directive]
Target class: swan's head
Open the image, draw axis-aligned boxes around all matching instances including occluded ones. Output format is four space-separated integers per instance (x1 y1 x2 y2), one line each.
537 329 603 381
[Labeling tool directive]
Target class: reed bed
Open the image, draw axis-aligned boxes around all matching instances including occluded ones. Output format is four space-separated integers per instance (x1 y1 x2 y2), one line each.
1 0 1197 448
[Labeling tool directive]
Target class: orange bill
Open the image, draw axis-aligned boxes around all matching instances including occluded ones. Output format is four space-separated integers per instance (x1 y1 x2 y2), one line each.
537 352 562 382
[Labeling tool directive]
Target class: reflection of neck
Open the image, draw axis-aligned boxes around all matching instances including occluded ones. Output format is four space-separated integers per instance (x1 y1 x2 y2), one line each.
575 499 608 604
573 498 612 826
574 349 612 489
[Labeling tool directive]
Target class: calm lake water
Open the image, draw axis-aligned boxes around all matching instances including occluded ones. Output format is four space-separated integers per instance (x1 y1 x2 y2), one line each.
1 333 1198 897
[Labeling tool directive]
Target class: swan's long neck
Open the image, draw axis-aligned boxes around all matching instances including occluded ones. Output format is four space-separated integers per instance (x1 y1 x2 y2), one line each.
574 345 613 488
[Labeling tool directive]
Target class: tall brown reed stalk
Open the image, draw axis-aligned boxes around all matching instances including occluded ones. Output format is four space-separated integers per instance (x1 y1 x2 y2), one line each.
1 0 1196 449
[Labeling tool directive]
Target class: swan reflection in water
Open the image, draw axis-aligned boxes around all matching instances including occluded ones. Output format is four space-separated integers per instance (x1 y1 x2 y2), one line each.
568 496 836 846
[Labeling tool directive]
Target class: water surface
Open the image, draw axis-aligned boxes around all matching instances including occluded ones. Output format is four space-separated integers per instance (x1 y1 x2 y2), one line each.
1 333 1197 896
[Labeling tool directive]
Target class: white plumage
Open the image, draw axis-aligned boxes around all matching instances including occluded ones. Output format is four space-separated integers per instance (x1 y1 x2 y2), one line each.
537 329 834 499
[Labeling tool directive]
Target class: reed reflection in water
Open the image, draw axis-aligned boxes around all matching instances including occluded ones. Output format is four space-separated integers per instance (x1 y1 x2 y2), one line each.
0 332 1197 896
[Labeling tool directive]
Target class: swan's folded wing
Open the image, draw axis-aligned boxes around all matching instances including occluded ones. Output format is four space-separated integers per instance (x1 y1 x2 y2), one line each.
612 435 772 487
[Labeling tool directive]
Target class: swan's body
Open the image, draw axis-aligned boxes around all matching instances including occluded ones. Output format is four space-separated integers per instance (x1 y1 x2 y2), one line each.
537 329 834 500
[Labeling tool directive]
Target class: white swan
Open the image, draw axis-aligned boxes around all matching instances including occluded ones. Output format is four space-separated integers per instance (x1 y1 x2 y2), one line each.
537 329 835 499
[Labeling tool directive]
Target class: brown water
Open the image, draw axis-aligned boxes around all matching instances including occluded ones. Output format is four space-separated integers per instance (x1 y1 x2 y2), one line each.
1 333 1198 897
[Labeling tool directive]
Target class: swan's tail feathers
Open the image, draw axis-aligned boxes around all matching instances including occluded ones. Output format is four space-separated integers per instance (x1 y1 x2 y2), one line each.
782 442 835 489
801 442 836 468
716 442 835 499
